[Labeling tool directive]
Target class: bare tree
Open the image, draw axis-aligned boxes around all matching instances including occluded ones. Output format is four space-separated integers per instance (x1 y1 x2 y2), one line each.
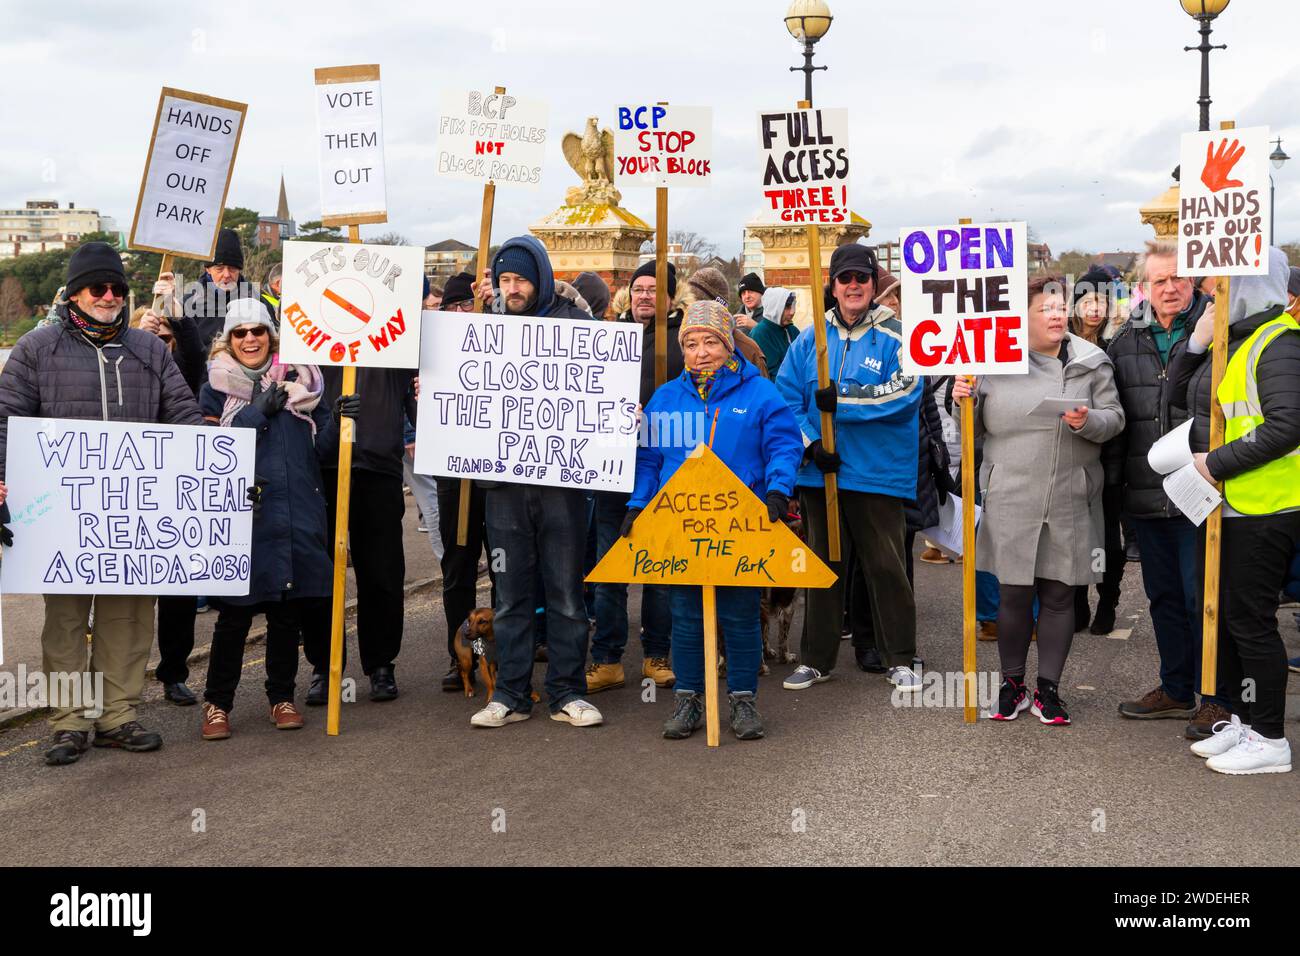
369 232 412 246
0 276 27 343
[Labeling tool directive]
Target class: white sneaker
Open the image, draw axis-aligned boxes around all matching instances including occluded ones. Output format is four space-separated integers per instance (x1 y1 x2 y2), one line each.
1190 714 1251 758
1205 729 1292 775
470 701 530 728
551 699 603 727
887 665 923 693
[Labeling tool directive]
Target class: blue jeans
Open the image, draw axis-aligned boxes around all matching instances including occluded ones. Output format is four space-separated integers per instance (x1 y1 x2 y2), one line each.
590 490 671 664
976 571 1000 623
669 585 761 695
1131 515 1226 706
485 484 590 714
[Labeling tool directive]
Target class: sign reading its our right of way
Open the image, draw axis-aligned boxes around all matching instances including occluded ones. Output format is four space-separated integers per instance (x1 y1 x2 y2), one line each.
1178 126 1271 276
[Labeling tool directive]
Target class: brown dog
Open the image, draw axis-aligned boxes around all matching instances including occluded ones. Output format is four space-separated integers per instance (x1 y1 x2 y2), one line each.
453 608 497 699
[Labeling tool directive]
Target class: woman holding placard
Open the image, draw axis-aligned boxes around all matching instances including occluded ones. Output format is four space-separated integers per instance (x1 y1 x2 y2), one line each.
952 274 1125 726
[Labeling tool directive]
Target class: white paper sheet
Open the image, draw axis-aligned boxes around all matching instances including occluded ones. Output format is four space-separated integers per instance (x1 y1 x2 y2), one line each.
1028 397 1091 418
1161 462 1222 527
920 494 982 557
1147 419 1195 475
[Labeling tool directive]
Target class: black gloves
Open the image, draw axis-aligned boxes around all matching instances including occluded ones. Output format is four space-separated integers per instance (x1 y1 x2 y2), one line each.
805 438 841 474
246 483 263 513
0 502 12 548
620 508 642 538
335 393 361 420
814 383 838 415
251 381 288 418
766 491 789 524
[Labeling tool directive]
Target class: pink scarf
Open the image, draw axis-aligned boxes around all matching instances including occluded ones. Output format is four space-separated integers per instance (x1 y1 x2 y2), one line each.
207 351 324 434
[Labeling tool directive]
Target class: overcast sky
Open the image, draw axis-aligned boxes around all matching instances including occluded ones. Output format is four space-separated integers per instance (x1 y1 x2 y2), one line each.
2 0 1297 259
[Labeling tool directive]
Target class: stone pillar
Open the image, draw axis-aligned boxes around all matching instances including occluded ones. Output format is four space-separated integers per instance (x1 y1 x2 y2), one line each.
747 215 871 327
1140 184 1179 240
530 203 653 312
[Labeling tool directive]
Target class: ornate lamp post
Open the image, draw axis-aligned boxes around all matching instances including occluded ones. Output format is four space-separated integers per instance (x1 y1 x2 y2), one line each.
785 0 833 105
1180 0 1231 132
1269 137 1289 244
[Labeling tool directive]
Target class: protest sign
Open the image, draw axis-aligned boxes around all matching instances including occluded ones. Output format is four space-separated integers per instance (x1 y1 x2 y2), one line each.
756 107 849 224
0 418 254 596
435 88 549 189
129 88 247 260
278 239 424 369
315 65 387 227
899 221 1029 377
1178 125 1271 277
614 104 712 188
413 311 643 492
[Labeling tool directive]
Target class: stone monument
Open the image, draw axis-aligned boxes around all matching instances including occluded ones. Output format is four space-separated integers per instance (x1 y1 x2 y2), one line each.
746 214 872 327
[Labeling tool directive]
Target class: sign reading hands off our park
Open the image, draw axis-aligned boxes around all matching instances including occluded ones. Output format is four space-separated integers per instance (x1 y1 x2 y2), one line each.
1177 126 1271 277
0 418 255 596
586 445 836 588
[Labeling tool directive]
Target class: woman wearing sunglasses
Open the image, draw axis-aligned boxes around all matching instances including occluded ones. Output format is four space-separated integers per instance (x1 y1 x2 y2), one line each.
196 298 343 740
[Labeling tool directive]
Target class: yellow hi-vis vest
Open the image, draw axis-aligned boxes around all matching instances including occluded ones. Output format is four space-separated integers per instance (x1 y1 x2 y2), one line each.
1216 311 1300 515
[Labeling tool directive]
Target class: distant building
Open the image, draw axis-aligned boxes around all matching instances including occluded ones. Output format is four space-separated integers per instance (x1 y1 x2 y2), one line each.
741 228 765 278
637 242 699 274
1028 242 1053 272
425 239 477 280
0 200 111 259
1092 251 1138 275
256 175 297 250
872 240 901 276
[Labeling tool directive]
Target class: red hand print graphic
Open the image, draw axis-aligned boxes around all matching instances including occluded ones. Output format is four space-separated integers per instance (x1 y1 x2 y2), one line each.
1201 138 1246 192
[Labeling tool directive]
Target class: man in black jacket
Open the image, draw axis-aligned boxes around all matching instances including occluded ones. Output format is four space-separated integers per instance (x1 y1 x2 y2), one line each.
183 228 258 352
1105 241 1231 737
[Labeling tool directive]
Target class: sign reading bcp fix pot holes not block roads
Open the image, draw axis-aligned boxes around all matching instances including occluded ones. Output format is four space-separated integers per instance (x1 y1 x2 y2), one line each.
435 88 549 188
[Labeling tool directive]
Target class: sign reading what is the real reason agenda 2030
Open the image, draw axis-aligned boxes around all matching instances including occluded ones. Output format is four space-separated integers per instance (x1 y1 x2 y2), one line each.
413 312 643 492
0 419 255 596
129 87 247 260
315 64 387 226
756 107 849 224
1177 126 1271 277
899 222 1029 377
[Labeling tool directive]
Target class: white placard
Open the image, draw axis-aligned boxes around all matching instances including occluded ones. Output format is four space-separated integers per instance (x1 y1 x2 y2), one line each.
614 104 712 188
1145 419 1221 526
899 222 1030 377
435 88 549 188
756 107 850 224
920 494 982 557
0 418 255 595
315 65 387 225
129 88 247 259
1178 126 1271 277
413 311 643 491
279 240 424 369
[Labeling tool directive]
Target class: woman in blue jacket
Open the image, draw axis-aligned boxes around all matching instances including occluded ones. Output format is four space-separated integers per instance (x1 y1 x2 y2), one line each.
624 301 803 740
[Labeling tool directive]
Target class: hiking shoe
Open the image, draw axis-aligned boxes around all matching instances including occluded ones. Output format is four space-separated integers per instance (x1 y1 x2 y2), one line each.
584 661 625 694
729 691 765 740
783 665 829 690
919 546 949 564
1185 700 1232 741
1191 714 1251 758
93 720 163 752
978 621 998 641
855 647 887 673
269 701 304 730
1089 603 1117 636
551 699 603 727
662 690 705 739
1205 730 1292 775
987 678 1030 721
887 665 922 693
1118 686 1196 719
441 660 466 693
44 730 90 766
201 704 232 741
470 701 530 728
642 656 675 688
1031 684 1071 725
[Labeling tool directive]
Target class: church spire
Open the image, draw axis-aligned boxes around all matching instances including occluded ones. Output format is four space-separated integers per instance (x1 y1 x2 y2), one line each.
276 172 290 221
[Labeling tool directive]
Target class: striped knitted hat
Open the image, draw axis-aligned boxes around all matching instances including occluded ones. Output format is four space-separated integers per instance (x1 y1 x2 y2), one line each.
678 300 735 354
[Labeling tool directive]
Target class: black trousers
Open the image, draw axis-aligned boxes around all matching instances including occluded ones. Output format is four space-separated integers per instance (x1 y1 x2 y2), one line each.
302 468 406 676
155 595 197 684
851 531 916 652
435 478 494 660
205 599 308 712
1075 485 1126 624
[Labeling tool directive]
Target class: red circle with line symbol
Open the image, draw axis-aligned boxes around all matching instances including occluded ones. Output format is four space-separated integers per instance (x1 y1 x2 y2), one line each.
319 277 374 337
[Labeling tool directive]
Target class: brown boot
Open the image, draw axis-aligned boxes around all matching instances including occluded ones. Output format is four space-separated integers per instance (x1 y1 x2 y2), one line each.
919 547 949 565
978 621 998 641
1118 686 1197 720
1185 700 1232 740
642 656 676 688
584 661 625 694
269 701 305 730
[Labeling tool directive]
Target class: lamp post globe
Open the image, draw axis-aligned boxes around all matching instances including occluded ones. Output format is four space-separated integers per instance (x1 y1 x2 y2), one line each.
785 0 833 105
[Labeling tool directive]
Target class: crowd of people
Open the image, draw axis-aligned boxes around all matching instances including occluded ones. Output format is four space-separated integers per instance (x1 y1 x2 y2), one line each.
0 228 1297 774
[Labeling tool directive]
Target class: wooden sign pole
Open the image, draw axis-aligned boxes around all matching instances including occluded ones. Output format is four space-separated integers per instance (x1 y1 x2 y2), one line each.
702 585 721 747
654 102 670 389
326 221 363 736
957 216 978 723
151 253 174 315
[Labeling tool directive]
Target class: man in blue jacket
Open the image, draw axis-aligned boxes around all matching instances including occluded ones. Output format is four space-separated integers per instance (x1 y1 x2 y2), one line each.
776 243 923 694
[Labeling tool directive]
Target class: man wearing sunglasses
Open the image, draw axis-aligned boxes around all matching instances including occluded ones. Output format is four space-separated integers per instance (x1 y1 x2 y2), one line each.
0 241 205 766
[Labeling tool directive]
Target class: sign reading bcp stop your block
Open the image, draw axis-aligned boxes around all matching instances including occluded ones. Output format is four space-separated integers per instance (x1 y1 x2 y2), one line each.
614 104 712 188
278 240 424 369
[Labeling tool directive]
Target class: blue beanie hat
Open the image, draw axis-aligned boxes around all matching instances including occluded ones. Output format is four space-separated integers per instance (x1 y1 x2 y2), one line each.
493 244 539 288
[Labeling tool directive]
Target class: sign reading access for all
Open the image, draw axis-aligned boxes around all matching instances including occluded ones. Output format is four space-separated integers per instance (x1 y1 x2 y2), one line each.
1178 126 1271 277
614 104 712 188
587 445 836 588
129 88 247 259
757 107 849 224
279 240 424 368
899 222 1029 376
436 88 548 188
315 64 387 226
414 312 642 491
0 418 254 596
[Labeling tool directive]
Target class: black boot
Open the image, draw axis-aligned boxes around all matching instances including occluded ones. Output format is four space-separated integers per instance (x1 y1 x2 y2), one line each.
369 664 398 702
306 671 328 707
1089 602 1117 636
442 660 468 693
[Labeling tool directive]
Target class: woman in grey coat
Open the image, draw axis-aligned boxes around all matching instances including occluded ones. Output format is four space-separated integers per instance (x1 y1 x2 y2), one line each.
953 274 1125 725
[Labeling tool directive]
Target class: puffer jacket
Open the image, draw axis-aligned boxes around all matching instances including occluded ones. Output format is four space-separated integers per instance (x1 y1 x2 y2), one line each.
0 308 204 474
184 271 260 351
904 376 952 533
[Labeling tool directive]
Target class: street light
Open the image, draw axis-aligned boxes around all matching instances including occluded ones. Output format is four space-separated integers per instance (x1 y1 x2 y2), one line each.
1180 0 1230 132
785 0 833 106
1269 136 1289 244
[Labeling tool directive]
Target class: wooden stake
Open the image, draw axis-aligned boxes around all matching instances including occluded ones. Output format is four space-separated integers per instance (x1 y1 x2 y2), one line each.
327 222 363 737
702 584 720 747
152 253 174 315
655 186 669 388
957 217 978 723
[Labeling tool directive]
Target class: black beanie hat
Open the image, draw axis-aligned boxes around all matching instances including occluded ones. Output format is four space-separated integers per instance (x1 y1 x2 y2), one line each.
828 243 878 285
65 241 127 297
1072 264 1115 309
209 228 244 270
738 272 766 296
572 271 611 317
442 271 476 308
631 259 676 298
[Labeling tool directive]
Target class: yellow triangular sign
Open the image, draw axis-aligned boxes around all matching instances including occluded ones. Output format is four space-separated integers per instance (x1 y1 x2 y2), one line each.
586 444 837 588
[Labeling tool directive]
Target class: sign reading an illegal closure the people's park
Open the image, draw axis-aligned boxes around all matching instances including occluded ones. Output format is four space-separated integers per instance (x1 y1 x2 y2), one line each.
614 104 712 188
315 64 387 226
586 445 836 588
278 240 424 369
414 312 643 492
435 88 549 188
0 418 255 596
756 107 849 224
899 222 1029 377
129 87 247 260
1178 126 1271 277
